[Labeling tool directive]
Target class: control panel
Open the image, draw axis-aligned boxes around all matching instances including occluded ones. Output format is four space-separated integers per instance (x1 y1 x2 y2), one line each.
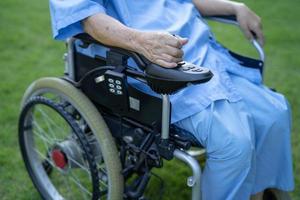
104 70 129 112
177 61 209 74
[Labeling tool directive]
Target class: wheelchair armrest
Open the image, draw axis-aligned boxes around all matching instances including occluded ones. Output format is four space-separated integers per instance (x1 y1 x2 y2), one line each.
74 33 148 70
205 15 265 62
74 33 213 94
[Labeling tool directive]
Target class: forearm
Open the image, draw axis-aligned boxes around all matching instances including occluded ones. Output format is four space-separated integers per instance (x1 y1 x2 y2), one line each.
82 13 140 52
192 0 243 16
82 12 186 68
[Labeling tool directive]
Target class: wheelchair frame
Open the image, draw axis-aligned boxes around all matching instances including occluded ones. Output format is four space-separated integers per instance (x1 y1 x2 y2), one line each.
59 15 265 200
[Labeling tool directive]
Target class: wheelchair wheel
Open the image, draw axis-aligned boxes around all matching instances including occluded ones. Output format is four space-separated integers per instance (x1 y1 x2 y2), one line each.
18 77 123 200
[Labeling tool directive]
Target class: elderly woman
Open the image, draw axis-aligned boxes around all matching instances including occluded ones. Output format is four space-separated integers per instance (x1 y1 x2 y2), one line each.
50 0 294 199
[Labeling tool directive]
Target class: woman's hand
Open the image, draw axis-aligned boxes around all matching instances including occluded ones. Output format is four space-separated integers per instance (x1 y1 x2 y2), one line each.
134 32 188 68
234 3 264 46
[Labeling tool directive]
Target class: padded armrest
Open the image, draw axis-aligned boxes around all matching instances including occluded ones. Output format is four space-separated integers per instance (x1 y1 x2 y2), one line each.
74 33 148 70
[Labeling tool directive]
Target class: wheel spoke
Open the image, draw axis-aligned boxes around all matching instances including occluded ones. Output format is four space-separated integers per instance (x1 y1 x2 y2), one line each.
34 148 55 168
37 107 58 141
32 121 55 145
66 156 91 177
61 174 74 200
32 129 52 149
34 148 65 174
99 178 108 188
68 177 89 200
98 163 108 174
69 172 92 198
36 107 67 140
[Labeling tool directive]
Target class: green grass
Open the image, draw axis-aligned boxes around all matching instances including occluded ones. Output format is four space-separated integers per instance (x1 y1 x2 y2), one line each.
0 0 299 199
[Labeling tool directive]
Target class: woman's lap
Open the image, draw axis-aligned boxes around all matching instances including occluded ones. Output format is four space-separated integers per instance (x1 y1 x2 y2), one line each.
174 74 294 198
230 74 294 192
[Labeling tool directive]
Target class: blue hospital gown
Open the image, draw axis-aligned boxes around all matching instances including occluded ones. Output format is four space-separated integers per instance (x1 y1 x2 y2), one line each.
50 0 294 199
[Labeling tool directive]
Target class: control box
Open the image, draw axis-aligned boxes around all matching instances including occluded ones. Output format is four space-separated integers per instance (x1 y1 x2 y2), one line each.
104 70 129 113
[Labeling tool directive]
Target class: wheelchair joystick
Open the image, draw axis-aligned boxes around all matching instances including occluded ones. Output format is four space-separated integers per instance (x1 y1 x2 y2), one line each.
144 60 213 94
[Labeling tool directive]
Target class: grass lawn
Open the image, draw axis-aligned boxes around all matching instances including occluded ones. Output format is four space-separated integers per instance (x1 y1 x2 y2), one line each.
0 0 299 199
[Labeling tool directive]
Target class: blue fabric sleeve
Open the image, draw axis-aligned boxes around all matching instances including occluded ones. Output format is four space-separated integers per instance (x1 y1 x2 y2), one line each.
49 0 106 40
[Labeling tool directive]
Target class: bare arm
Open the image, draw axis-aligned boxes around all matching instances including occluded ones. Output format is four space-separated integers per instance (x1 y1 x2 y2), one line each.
192 0 240 16
83 13 188 68
83 13 139 52
193 0 264 46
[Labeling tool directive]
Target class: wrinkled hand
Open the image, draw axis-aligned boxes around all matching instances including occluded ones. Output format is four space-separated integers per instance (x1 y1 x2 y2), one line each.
235 3 264 46
135 32 188 68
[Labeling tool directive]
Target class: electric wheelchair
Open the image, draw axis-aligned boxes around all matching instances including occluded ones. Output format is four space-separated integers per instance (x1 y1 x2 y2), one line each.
19 15 288 200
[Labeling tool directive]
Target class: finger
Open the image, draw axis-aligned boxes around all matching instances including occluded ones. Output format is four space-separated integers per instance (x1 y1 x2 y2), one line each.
179 37 188 46
259 35 265 47
160 53 183 63
155 59 177 68
180 38 189 46
162 46 184 58
241 24 253 41
248 21 264 46
253 26 265 46
165 38 182 48
166 35 189 48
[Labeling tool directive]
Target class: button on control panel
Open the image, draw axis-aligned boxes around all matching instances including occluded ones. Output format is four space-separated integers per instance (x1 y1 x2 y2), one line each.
115 80 121 85
104 70 127 96
177 61 207 74
103 69 129 113
108 78 114 83
109 83 115 88
106 79 124 95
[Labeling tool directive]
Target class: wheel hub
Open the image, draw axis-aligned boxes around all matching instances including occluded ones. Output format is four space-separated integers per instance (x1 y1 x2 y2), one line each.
51 149 68 169
51 139 85 170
